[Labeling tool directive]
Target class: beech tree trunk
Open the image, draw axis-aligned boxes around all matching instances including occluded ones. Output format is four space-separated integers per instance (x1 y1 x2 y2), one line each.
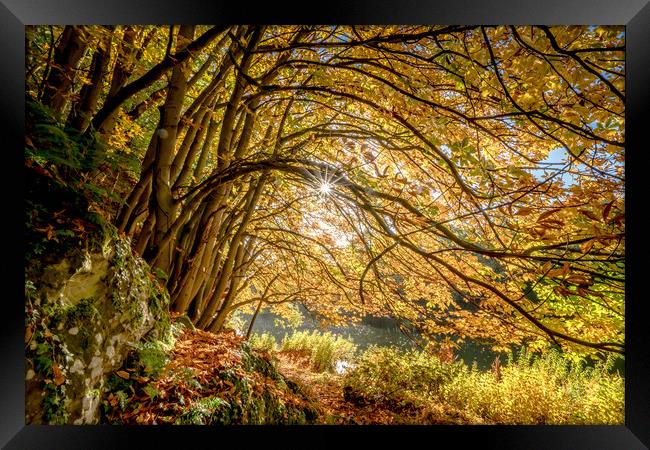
41 26 88 116
150 25 196 275
67 29 112 133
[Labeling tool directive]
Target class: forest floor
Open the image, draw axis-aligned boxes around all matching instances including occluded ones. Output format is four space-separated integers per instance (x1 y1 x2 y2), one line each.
168 323 467 424
103 318 472 425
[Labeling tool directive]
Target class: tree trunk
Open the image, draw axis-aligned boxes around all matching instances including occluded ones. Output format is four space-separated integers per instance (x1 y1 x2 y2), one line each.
149 25 195 274
171 96 215 187
67 30 112 133
41 26 88 116
95 27 136 135
196 173 267 329
208 242 249 333
245 299 264 340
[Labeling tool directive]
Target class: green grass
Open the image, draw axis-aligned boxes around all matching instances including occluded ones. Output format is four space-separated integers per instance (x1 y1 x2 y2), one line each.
343 346 624 424
280 330 357 373
249 330 357 373
248 332 279 352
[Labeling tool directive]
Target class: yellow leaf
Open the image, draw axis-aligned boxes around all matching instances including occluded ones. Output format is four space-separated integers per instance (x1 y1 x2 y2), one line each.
537 208 562 222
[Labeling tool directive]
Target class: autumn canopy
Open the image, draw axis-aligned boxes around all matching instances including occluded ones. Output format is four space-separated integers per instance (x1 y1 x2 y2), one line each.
26 25 625 356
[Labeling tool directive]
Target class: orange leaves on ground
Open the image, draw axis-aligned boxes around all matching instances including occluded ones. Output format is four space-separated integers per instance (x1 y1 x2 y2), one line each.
105 323 316 425
52 364 65 386
107 393 120 407
116 370 130 380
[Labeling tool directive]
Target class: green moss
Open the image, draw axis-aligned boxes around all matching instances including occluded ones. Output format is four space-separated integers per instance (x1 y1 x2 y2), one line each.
135 341 169 377
177 397 232 425
65 297 99 325
132 302 145 326
241 348 281 382
47 297 99 349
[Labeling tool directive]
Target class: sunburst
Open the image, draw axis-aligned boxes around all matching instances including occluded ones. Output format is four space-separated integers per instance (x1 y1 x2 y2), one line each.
314 164 343 197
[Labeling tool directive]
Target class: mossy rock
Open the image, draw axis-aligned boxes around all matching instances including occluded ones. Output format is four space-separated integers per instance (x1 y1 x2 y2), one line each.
25 217 171 425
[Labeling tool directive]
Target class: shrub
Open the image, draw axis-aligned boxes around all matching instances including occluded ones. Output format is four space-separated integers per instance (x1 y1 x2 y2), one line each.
343 346 461 406
26 100 108 175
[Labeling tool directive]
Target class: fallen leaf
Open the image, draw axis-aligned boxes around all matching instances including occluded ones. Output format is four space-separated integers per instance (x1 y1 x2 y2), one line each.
53 364 65 386
108 393 118 407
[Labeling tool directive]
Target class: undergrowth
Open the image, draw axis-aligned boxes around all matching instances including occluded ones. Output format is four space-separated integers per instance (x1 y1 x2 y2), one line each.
251 330 357 373
343 346 624 424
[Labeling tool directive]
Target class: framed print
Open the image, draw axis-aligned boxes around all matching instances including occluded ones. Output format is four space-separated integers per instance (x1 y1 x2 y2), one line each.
4 0 650 448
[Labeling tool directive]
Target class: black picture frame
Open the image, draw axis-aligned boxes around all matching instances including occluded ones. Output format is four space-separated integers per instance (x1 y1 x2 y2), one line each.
4 1 649 448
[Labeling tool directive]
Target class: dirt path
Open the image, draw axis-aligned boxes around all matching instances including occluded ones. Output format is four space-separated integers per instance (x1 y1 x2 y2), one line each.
273 352 411 424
